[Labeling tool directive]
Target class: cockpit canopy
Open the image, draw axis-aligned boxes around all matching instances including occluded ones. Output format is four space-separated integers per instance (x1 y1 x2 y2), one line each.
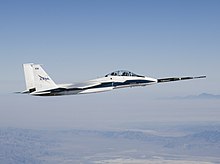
105 70 144 77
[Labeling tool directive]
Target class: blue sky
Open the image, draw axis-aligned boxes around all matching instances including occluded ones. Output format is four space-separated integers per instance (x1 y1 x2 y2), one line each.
0 0 220 129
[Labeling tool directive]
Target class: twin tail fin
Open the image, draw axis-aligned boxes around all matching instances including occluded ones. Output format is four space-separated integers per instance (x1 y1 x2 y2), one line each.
23 63 57 93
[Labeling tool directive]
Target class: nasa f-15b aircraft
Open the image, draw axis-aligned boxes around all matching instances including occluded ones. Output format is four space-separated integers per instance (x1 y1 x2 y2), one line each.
21 63 206 96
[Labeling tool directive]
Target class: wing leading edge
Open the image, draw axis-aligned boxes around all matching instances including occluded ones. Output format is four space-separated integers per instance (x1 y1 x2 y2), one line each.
65 81 101 89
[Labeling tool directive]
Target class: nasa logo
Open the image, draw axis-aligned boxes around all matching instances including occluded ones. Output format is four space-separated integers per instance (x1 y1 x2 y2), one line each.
38 75 50 81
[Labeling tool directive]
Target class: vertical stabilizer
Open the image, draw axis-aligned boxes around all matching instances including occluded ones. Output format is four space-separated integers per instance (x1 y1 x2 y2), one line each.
32 64 57 91
23 63 35 93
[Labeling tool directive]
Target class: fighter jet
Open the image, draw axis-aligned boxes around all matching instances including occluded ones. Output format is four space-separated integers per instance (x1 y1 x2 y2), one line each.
21 63 206 96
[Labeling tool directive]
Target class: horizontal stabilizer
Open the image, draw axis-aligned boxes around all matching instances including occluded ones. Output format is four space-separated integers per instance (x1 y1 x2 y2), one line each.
30 91 52 96
158 76 206 83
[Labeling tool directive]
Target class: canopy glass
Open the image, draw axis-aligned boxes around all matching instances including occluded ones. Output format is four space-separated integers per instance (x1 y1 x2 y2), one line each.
105 70 144 77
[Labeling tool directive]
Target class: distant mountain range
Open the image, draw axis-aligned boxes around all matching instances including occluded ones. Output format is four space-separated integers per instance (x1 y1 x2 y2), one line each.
1 126 220 163
170 93 220 100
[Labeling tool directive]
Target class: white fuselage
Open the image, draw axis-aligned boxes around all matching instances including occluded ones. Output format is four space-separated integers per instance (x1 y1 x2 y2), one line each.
64 76 157 95
31 75 157 96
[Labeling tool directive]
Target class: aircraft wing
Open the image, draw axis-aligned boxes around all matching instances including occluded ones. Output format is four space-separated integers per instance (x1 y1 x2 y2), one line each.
157 75 206 83
64 81 101 89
